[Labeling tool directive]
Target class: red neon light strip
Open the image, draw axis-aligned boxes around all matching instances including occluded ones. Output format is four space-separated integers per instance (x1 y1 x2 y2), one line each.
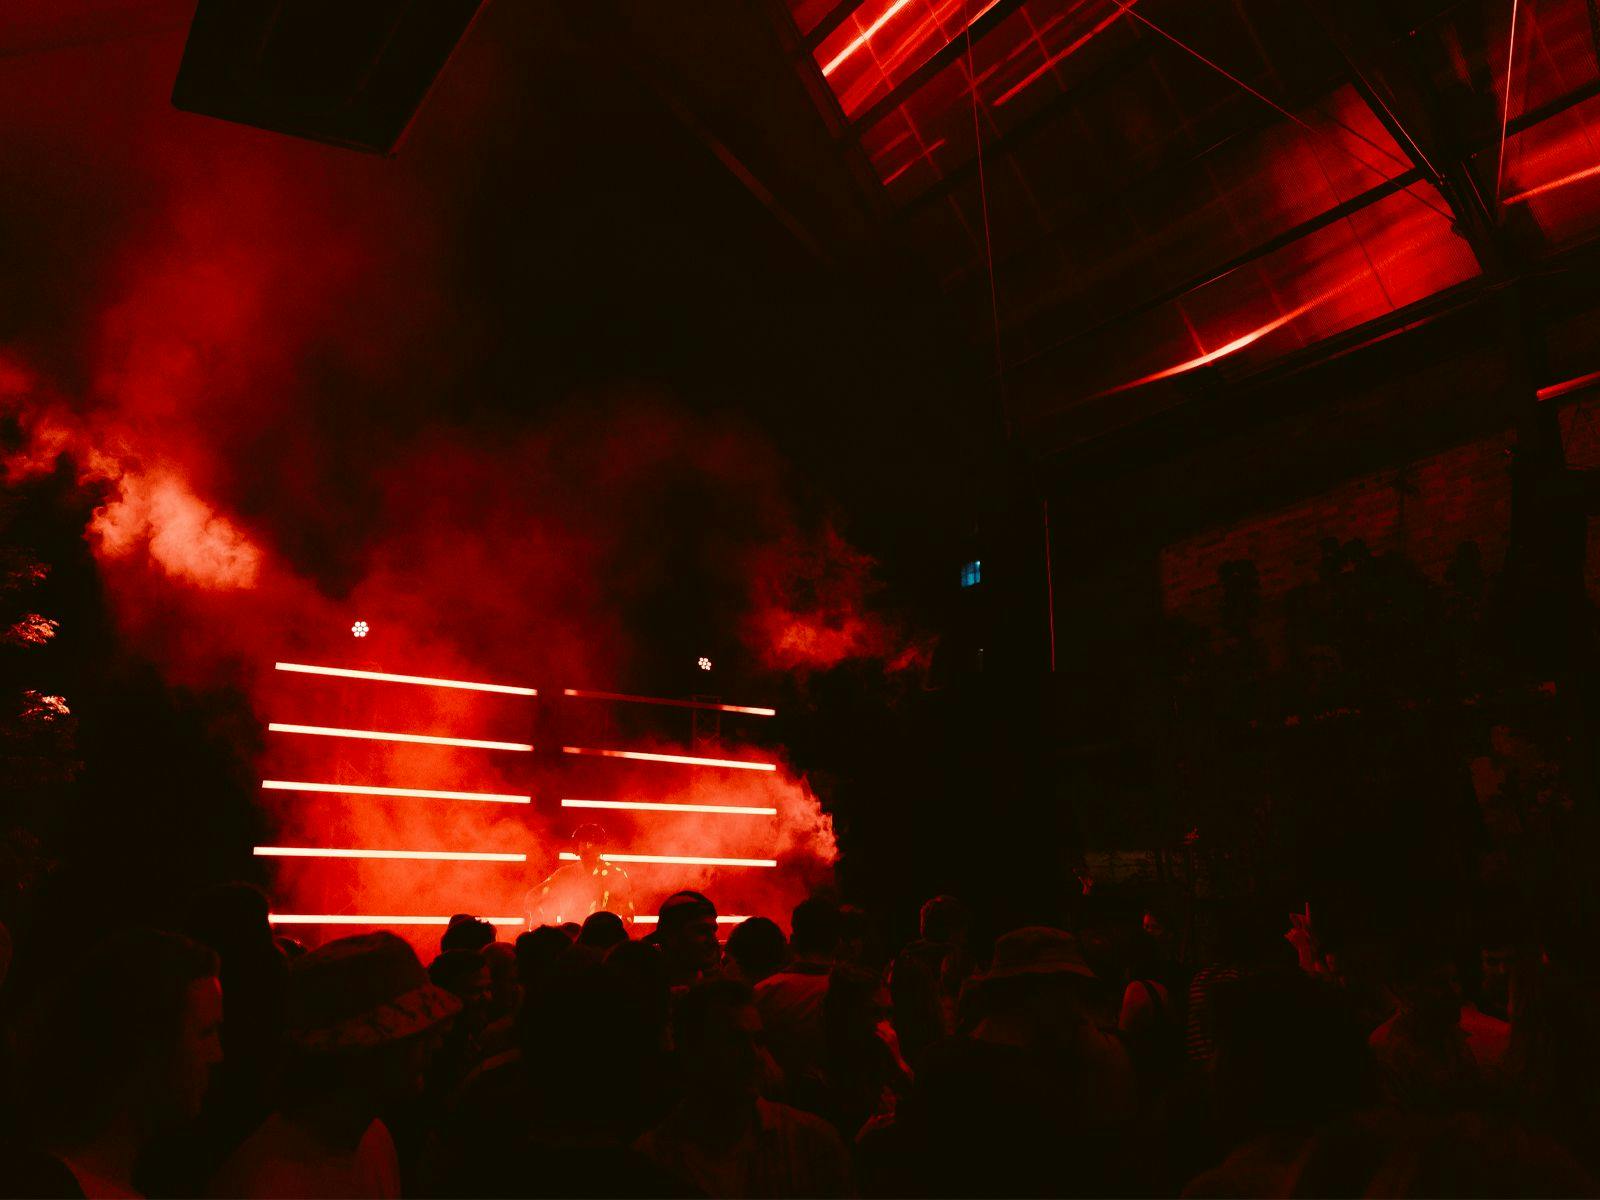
1503 161 1600 206
269 913 523 926
562 797 777 816
255 845 526 862
261 780 531 804
1537 368 1600 402
562 688 776 717
633 915 748 925
559 851 777 868
267 722 532 752
275 661 536 696
822 0 915 76
993 4 1131 106
562 746 777 772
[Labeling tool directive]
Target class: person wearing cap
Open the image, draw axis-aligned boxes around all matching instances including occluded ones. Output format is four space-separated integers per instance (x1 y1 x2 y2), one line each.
870 926 1137 1198
650 891 722 991
523 823 635 929
208 932 461 1199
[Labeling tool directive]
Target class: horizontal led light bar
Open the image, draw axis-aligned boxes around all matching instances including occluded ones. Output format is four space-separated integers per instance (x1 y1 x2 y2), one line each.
268 722 532 752
261 780 531 804
633 915 748 925
269 913 523 926
559 851 777 868
562 688 776 717
275 661 536 696
562 746 777 772
562 797 777 816
255 845 526 862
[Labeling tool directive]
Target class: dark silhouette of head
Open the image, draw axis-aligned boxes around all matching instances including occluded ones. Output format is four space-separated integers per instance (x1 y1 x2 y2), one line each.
790 897 842 961
578 910 629 951
26 928 222 1148
441 913 496 953
656 891 719 978
919 895 971 945
725 916 787 984
572 822 606 870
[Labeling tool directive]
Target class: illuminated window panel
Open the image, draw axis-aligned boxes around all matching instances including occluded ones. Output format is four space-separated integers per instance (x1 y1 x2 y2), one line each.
1491 92 1600 250
787 0 846 37
814 0 995 120
1045 184 1479 405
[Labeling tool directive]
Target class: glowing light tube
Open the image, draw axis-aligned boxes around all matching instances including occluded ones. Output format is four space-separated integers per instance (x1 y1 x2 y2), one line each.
821 0 914 76
268 722 532 752
261 780 531 804
275 661 536 696
560 851 777 868
255 846 526 862
562 746 777 772
562 797 776 816
1502 162 1600 206
269 914 523 926
562 688 776 717
633 915 748 925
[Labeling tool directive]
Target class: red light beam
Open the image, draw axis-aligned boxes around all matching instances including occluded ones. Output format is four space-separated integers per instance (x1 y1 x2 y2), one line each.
821 0 915 76
274 661 537 696
255 845 526 862
267 722 532 752
562 688 775 717
269 913 524 926
1502 161 1600 207
261 779 532 804
559 851 777 868
561 797 778 816
561 746 777 772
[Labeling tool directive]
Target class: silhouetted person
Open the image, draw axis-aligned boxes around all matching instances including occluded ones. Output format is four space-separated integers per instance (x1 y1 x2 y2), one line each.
524 824 634 927
577 910 630 953
879 927 1137 1198
650 892 721 990
635 979 851 1197
792 965 909 1139
6 928 222 1199
888 895 972 1071
754 897 840 1082
439 914 495 954
724 917 787 985
209 932 459 1198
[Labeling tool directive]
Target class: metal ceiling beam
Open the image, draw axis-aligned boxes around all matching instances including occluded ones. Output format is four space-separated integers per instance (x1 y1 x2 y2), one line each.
1302 0 1507 275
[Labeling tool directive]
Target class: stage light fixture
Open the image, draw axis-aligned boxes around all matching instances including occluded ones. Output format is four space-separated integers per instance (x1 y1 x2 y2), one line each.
698 656 713 671
267 722 533 752
255 845 526 862
269 914 523 926
633 915 747 925
562 688 775 717
562 797 778 816
275 661 537 696
559 851 777 868
261 779 532 803
352 620 370 638
562 746 777 772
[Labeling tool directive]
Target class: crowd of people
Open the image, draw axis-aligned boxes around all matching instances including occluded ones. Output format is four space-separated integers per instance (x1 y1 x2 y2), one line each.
1 882 1598 1197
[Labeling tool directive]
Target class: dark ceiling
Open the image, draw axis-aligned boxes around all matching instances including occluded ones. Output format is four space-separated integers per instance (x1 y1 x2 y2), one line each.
588 0 1600 458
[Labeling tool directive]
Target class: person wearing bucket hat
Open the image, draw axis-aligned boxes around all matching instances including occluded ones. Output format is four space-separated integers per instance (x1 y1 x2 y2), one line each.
869 927 1138 1198
210 932 461 1198
523 822 635 929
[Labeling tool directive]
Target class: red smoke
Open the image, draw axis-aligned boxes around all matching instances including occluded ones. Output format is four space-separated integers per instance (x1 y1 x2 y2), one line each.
0 10 930 949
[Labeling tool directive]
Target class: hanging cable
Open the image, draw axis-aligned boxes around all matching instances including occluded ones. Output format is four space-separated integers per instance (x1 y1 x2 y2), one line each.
1495 0 1523 202
1102 0 1453 221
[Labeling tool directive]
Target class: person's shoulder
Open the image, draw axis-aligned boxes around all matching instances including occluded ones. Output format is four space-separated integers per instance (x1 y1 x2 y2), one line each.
757 1098 846 1144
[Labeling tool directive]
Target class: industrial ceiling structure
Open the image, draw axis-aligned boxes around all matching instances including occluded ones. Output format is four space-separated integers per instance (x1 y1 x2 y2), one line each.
765 0 1600 440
